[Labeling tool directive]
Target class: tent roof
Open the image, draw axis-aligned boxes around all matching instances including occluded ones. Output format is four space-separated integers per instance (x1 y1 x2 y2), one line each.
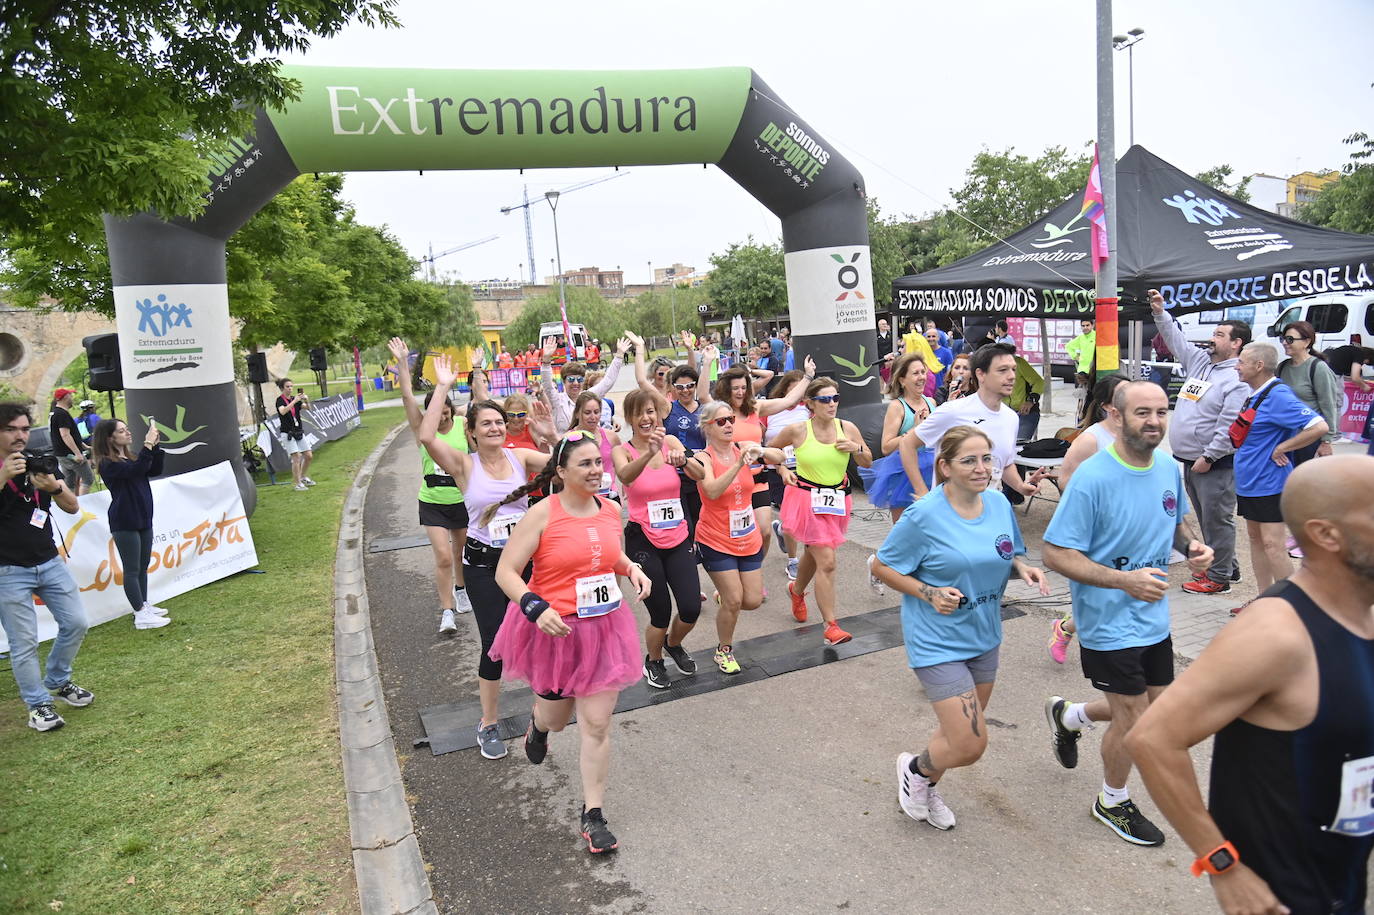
892 145 1374 319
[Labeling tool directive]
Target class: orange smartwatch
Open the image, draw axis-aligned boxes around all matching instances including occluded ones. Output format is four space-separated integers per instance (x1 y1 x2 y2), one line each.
1191 840 1239 877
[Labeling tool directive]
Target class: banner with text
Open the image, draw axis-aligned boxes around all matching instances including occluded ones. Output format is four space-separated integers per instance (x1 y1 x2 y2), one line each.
260 392 362 473
1340 381 1373 443
113 284 235 389
0 462 258 653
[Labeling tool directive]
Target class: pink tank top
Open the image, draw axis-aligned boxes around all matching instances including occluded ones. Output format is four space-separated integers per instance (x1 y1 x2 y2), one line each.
622 441 689 549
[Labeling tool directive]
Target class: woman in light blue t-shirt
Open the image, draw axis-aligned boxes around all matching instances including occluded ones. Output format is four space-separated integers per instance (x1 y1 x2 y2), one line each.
872 426 1049 832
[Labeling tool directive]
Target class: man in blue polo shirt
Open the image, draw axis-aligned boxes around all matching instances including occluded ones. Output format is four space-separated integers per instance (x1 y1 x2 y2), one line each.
1039 381 1214 847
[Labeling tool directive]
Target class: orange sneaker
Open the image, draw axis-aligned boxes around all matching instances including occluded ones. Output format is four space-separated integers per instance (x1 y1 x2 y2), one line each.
787 582 808 622
823 621 853 646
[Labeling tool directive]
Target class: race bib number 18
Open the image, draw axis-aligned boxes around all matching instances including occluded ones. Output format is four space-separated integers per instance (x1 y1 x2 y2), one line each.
575 573 622 618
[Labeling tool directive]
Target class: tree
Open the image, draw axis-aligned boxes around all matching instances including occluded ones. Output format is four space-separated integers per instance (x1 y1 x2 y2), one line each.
504 286 631 351
1195 164 1253 203
0 1 397 244
1302 131 1374 235
866 198 910 306
705 238 787 318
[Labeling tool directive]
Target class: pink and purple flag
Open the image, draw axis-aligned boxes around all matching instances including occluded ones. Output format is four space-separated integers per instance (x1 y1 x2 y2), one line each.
1082 145 1109 274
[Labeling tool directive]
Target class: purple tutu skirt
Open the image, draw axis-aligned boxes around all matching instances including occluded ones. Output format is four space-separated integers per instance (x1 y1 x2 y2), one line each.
858 449 933 510
488 601 642 698
779 484 851 549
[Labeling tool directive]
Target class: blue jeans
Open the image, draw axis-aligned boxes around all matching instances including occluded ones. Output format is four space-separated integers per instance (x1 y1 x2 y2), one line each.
0 556 89 709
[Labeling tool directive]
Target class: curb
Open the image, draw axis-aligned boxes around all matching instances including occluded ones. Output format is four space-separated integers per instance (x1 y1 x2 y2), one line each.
334 422 439 915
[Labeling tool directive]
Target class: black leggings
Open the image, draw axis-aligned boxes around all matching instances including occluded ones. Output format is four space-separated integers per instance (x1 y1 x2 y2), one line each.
111 528 152 612
463 562 510 682
624 522 701 630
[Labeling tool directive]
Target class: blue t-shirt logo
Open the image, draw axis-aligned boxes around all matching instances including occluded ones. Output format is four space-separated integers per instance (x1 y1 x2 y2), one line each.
1162 490 1178 517
995 534 1015 560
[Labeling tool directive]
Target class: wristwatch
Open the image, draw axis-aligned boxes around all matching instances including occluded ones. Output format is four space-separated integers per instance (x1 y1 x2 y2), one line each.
1190 840 1239 877
1202 455 1216 465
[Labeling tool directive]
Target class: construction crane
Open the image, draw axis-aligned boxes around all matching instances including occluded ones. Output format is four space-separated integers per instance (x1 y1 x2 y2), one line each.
420 234 499 282
500 171 630 284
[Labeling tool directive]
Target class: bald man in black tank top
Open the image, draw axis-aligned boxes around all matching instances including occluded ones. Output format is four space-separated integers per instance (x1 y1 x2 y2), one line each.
1126 455 1374 914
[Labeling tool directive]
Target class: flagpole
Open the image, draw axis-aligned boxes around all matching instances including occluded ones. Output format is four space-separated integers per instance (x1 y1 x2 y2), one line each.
1095 0 1120 378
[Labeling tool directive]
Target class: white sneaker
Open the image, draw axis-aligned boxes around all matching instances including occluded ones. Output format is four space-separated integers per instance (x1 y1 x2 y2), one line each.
302 477 317 487
294 483 308 491
866 554 887 595
896 752 955 830
454 588 472 614
925 782 957 830
439 609 458 633
786 558 799 581
142 602 170 618
134 608 171 629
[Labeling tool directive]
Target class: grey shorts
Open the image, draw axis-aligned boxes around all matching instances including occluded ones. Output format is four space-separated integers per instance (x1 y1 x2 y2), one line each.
58 454 94 489
913 646 1000 702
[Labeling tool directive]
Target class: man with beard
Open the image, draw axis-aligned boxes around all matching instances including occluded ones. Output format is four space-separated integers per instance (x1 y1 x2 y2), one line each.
1127 455 1374 914
1041 381 1214 847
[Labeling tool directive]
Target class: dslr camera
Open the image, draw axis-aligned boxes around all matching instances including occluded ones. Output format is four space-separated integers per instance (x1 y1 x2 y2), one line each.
22 451 60 477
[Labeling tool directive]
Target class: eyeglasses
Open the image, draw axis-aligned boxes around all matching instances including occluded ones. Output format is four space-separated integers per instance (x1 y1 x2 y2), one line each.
505 411 527 420
563 376 585 384
710 415 736 427
811 394 841 404
673 383 696 391
1280 336 1304 344
953 454 996 468
655 371 669 378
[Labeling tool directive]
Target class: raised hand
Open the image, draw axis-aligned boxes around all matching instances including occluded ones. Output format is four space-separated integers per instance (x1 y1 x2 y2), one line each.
616 336 632 356
804 354 817 377
386 336 408 363
432 353 457 387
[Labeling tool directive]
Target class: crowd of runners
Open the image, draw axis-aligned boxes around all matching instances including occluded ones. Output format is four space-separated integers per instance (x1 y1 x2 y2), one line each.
379 286 1371 912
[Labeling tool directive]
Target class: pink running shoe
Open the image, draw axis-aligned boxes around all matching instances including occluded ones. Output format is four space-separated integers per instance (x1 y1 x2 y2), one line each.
1048 617 1074 665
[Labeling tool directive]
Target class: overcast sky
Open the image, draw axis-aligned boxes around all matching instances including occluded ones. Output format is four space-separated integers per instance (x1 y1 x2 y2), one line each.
280 0 1373 286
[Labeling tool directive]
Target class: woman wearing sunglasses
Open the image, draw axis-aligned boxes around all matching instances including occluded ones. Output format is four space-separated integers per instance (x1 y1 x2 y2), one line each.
489 429 652 854
767 379 873 646
418 355 555 762
1276 321 1341 465
568 391 622 500
870 426 1048 831
684 400 786 674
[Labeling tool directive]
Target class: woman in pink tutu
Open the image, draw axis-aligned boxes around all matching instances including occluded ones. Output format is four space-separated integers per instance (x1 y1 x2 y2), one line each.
767 378 874 646
490 430 652 855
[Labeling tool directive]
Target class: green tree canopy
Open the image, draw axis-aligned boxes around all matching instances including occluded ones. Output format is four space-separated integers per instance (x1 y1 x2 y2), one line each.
1195 164 1253 203
504 286 632 351
705 238 787 318
1302 131 1374 235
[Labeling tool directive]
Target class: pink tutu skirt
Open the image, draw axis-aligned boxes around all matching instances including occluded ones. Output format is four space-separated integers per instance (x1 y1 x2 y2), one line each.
488 601 642 698
779 484 851 549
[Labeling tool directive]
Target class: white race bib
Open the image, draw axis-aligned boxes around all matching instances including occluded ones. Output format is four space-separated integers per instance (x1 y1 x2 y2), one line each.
487 510 525 547
1178 377 1213 403
729 507 756 538
1329 754 1374 837
30 507 49 528
575 572 622 618
782 445 797 468
810 487 846 516
647 498 684 529
598 472 615 495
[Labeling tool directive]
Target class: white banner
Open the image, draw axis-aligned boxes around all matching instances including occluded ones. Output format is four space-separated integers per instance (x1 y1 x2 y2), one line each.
114 283 234 389
0 461 259 652
783 245 875 337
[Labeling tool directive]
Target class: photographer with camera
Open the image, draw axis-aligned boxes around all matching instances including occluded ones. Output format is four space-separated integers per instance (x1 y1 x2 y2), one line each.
49 387 93 495
275 378 315 492
0 402 93 732
92 419 170 630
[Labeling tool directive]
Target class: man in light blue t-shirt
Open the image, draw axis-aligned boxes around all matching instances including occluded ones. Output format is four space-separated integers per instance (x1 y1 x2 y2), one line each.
1040 381 1214 849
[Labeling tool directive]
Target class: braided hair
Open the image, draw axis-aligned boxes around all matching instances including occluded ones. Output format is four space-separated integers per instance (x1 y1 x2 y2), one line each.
475 430 599 529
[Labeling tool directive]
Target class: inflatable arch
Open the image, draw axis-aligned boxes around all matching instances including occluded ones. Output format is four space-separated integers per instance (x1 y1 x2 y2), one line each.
103 67 880 512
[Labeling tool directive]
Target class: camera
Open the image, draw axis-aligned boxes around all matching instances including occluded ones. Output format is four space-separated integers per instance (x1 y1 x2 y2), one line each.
22 451 59 477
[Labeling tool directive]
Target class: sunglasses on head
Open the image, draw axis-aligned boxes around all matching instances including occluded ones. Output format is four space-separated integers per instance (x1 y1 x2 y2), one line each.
710 415 736 427
811 394 841 404
506 411 527 419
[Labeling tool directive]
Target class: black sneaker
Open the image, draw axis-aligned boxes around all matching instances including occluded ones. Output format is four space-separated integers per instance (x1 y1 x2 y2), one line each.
1092 796 1165 847
1230 567 1242 583
51 682 94 707
580 806 619 854
643 656 670 689
524 714 549 765
1045 696 1081 769
27 703 64 731
663 641 697 676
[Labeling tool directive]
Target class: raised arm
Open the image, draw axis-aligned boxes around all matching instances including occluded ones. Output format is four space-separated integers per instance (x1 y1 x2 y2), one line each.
592 338 629 396
470 364 491 403
417 354 475 488
757 355 815 417
697 344 719 403
613 427 664 485
387 337 424 432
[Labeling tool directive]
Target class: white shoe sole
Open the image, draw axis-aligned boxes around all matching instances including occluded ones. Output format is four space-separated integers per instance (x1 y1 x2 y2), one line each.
642 665 670 689
134 616 170 629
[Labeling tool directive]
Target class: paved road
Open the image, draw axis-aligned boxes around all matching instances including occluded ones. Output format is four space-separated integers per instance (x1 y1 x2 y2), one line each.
364 425 1243 915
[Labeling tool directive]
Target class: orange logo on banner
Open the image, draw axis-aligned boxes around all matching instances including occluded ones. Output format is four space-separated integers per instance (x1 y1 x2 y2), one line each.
77 511 248 593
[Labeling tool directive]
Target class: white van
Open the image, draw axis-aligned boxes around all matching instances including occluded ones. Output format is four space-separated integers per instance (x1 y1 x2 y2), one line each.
1266 291 1374 350
538 321 588 361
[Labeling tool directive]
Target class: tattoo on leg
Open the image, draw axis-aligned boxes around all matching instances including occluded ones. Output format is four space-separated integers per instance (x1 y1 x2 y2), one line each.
917 748 934 776
959 691 981 738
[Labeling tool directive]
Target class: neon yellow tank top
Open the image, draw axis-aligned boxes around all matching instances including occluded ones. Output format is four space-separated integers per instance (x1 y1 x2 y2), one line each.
419 419 469 504
795 418 848 486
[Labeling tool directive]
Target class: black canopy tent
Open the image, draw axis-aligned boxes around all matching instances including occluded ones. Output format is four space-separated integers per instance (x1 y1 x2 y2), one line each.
893 145 1374 323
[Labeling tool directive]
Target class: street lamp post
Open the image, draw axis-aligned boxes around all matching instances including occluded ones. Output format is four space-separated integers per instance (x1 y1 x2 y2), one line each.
545 190 566 313
1112 28 1145 147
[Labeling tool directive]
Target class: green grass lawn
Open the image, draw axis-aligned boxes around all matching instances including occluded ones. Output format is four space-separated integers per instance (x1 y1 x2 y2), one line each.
0 407 407 915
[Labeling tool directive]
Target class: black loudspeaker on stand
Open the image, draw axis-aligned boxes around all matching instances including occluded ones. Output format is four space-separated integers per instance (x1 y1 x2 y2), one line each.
308 347 328 372
82 334 123 392
246 352 269 384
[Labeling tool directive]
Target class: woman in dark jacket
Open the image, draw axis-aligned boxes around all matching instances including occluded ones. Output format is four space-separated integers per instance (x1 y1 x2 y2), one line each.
91 419 169 630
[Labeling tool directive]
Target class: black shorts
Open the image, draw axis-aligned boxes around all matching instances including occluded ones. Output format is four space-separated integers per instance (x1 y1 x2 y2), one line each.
751 487 770 510
1080 636 1174 696
418 500 469 530
763 467 788 509
1236 492 1283 523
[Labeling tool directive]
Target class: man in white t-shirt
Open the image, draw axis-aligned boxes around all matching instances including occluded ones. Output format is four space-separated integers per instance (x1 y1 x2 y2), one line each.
899 344 1051 500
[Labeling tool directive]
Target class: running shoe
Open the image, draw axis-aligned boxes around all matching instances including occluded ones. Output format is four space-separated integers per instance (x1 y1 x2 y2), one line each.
786 557 799 581
143 603 169 617
27 703 64 732
925 782 957 830
643 656 670 690
771 518 786 553
133 608 170 629
439 609 458 634
787 582 808 623
1044 696 1081 769
580 806 619 854
1182 577 1230 595
823 621 853 646
895 753 955 830
294 482 308 491
866 554 887 596
524 712 549 765
302 477 317 487
454 587 473 614
1047 618 1074 665
714 645 741 675
476 722 507 760
1092 796 1165 847
51 682 94 708
664 642 697 676
1230 567 1242 583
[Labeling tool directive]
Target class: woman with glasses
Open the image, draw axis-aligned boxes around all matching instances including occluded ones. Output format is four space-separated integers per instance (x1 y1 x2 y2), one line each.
417 355 555 762
613 390 697 689
767 378 874 646
1277 321 1341 465
568 391 622 501
684 400 786 674
870 426 1047 831
859 354 936 525
489 429 652 854
498 392 552 452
